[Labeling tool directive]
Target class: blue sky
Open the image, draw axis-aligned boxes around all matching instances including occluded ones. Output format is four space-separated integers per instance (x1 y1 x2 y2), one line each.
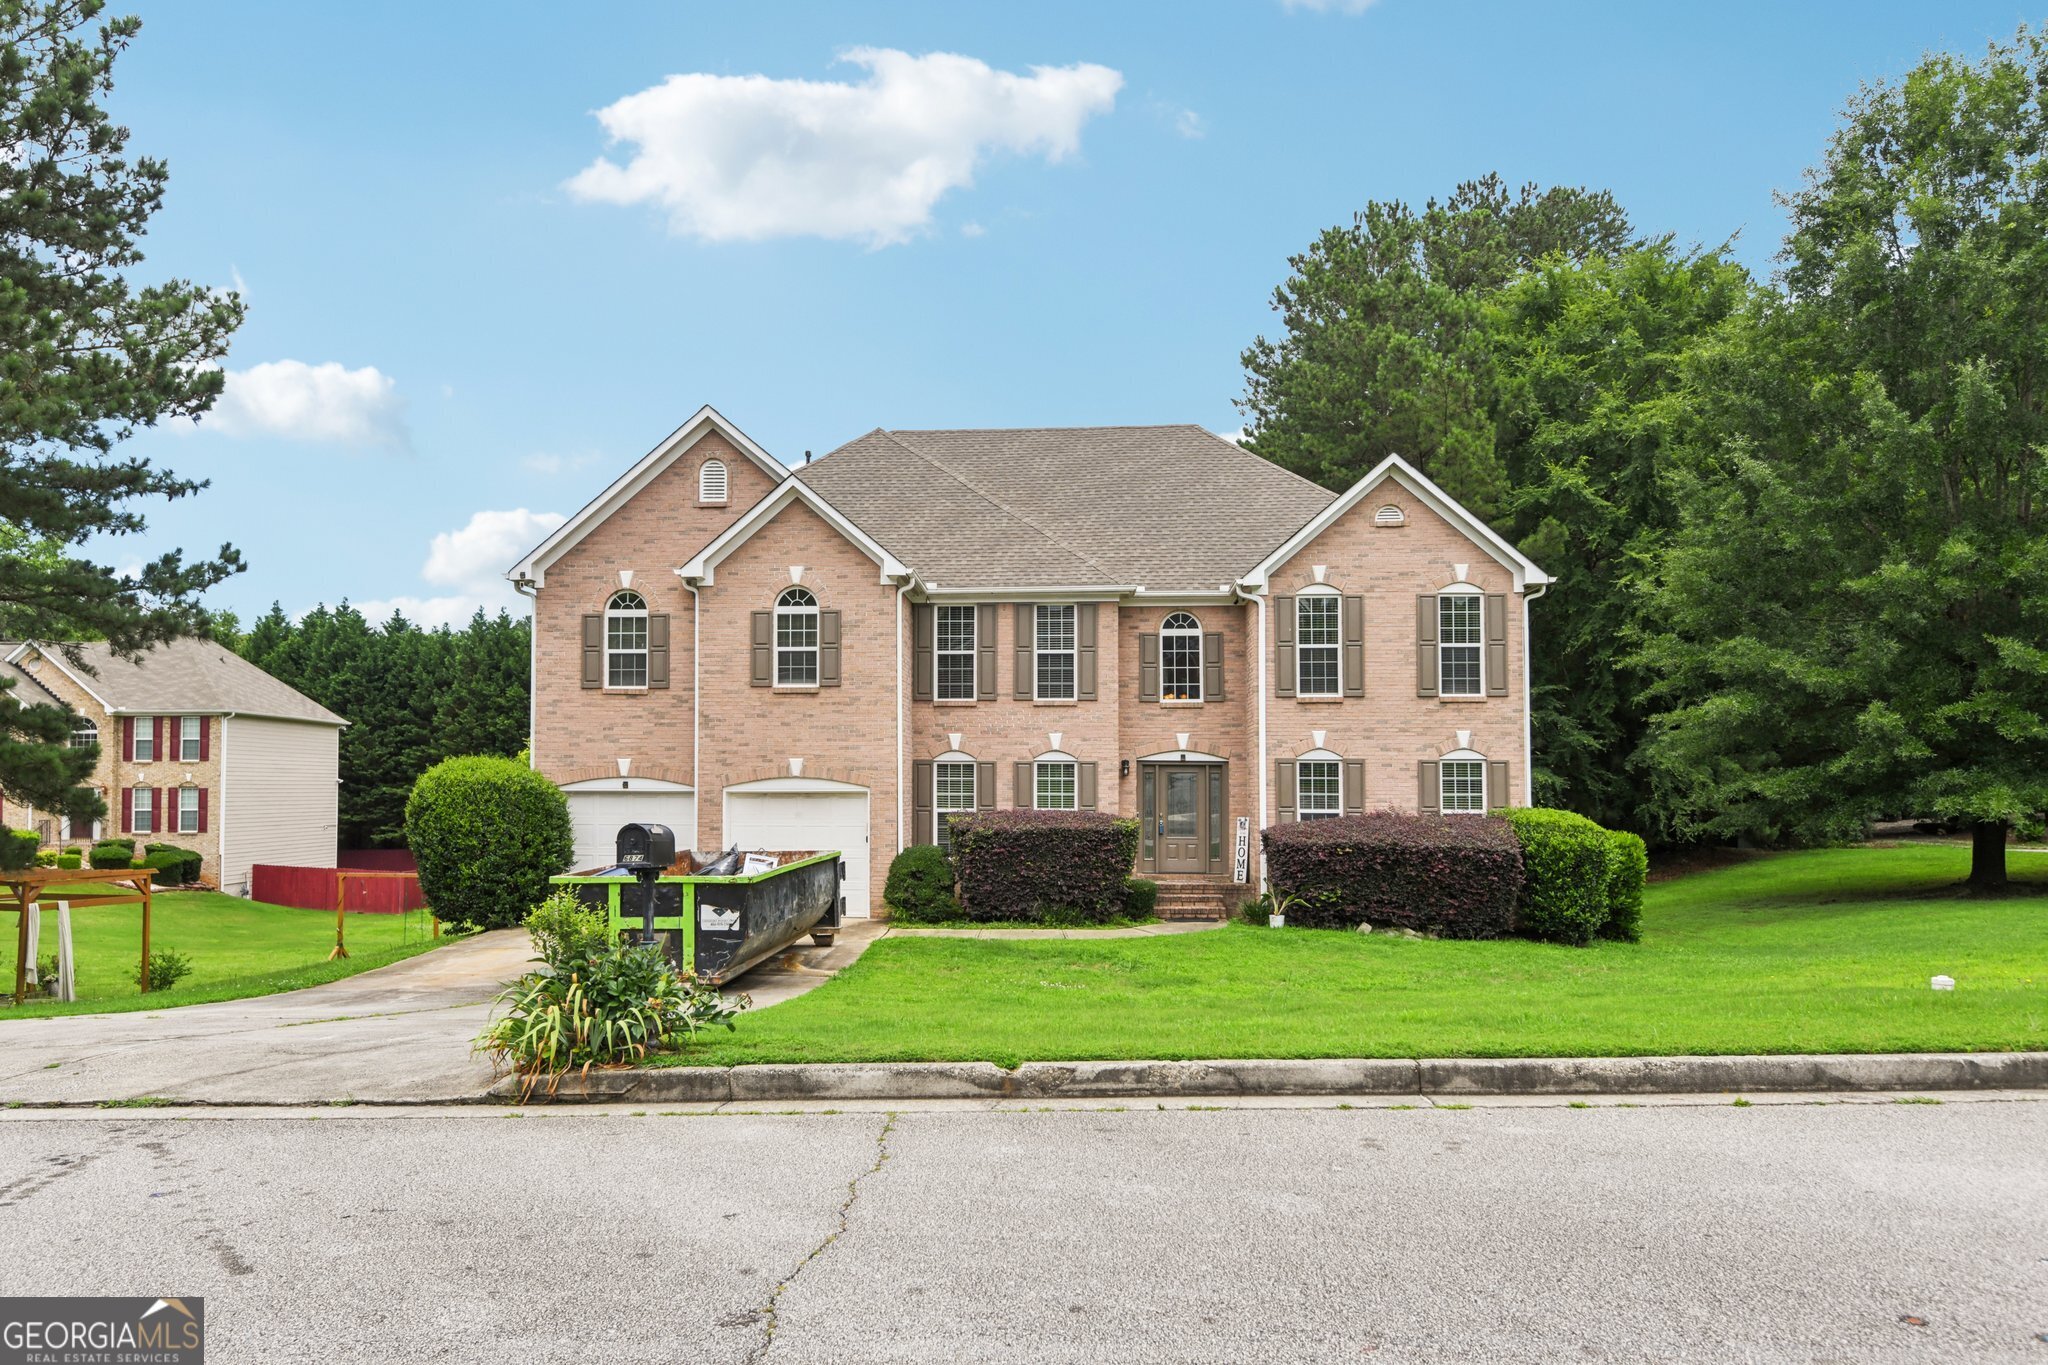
104 0 2042 626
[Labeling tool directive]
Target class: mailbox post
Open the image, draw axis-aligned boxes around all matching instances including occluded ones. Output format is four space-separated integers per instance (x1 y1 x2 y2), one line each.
614 822 676 948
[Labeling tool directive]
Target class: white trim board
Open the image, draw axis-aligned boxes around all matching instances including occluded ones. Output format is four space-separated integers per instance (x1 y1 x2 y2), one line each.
1240 453 1554 593
507 405 787 588
679 479 907 585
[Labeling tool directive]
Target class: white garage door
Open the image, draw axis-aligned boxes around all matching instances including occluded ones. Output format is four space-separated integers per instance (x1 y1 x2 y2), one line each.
563 780 696 873
725 782 870 918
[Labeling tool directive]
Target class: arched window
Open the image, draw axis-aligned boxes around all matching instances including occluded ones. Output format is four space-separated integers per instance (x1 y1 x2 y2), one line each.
775 586 819 686
605 590 648 688
699 458 728 504
1439 748 1487 814
933 751 976 849
1438 584 1483 696
1296 748 1342 821
1161 612 1202 702
69 718 99 750
1034 750 1078 810
1296 587 1341 697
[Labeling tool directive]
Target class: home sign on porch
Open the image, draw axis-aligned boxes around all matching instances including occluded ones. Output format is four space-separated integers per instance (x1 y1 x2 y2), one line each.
1233 817 1250 884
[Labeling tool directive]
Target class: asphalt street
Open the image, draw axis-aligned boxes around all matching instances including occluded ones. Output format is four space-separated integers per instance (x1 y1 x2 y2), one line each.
0 1097 2041 1363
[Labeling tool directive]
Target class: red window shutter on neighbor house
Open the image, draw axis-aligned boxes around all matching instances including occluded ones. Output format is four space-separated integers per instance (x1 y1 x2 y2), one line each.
122 716 134 762
121 787 133 833
199 717 210 761
152 716 164 759
197 787 208 833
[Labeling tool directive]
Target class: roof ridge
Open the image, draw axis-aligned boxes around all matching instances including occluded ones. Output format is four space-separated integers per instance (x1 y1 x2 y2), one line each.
1211 427 1347 504
873 430 1123 583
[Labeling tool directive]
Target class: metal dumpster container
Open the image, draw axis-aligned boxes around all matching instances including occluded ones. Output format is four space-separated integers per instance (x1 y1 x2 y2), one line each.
551 850 844 985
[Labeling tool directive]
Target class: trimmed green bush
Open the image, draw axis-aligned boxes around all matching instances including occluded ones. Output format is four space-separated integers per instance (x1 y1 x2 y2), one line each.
56 852 81 871
1601 830 1649 942
1502 808 1612 946
1262 813 1523 937
89 839 135 870
0 827 38 871
1122 877 1159 919
947 812 1141 924
406 755 573 930
141 846 203 885
34 847 57 867
884 844 959 923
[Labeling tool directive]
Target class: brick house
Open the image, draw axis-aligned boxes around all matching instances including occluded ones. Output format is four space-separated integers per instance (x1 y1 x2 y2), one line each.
510 407 1552 918
0 638 345 893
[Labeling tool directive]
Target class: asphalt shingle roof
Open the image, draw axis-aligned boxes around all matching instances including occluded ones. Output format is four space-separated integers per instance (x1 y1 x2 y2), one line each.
796 424 1335 591
0 637 345 725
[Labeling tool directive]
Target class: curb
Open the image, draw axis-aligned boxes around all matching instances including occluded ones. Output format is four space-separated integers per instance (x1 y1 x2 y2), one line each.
488 1051 2048 1104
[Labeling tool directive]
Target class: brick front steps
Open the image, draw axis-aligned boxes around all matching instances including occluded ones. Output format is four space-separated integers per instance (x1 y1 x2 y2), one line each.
1151 879 1244 921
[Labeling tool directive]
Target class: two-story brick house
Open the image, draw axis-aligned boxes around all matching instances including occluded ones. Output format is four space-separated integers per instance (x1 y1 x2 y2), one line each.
511 407 1552 917
0 638 345 894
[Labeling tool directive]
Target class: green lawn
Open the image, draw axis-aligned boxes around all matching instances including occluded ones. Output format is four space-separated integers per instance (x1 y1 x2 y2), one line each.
0 891 447 1019
659 844 2048 1067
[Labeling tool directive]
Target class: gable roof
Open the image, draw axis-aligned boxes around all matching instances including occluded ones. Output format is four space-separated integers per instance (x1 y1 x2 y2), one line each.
507 405 785 587
1239 453 1554 592
1 639 346 726
677 476 908 585
797 424 1336 592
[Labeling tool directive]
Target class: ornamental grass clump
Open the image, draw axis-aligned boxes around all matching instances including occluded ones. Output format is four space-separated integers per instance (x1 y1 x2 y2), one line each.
477 890 746 1098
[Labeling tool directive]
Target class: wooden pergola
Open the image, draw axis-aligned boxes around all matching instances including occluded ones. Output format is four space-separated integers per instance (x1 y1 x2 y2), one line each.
4 867 155 1004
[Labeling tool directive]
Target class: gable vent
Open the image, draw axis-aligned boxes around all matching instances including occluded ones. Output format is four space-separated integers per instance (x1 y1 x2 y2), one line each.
699 459 728 503
1374 504 1405 526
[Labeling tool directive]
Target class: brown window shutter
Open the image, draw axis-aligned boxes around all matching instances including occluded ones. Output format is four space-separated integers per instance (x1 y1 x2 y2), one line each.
1077 604 1098 700
1488 760 1511 811
819 610 842 686
1276 760 1296 822
1485 593 1509 697
1342 596 1365 697
1138 633 1159 702
1418 761 1440 815
1013 760 1031 808
1275 595 1296 697
647 614 671 689
582 614 605 688
197 787 209 834
1013 605 1032 698
913 759 933 844
1343 760 1364 815
1416 595 1439 697
1204 632 1224 701
1077 761 1098 810
976 604 998 700
750 610 772 686
976 760 995 811
912 604 934 701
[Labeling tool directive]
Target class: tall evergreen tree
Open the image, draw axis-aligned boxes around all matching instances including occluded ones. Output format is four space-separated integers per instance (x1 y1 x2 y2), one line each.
0 0 244 821
437 610 530 759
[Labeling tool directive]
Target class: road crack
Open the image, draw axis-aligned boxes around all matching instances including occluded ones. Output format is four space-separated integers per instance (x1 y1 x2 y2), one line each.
745 1112 896 1363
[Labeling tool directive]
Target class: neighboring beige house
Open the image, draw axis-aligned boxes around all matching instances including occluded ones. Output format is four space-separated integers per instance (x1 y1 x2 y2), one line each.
0 638 345 893
511 406 1553 919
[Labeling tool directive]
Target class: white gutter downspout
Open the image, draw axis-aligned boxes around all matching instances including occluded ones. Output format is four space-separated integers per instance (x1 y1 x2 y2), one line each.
683 578 702 853
219 711 235 896
896 576 911 860
1521 581 1549 807
1252 588 1270 892
514 580 538 770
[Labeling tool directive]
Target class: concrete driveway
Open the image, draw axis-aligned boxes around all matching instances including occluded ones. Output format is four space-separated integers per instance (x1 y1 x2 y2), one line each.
0 920 885 1106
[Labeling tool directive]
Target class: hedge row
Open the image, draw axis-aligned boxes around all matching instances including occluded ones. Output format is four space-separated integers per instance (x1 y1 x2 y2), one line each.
945 810 1141 924
1263 808 1648 946
1261 813 1523 937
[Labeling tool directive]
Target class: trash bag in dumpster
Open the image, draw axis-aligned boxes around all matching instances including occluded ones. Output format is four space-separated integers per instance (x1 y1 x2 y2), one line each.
694 845 744 876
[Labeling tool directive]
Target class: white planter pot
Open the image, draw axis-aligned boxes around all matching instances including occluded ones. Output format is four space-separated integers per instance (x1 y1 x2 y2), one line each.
1268 913 1285 928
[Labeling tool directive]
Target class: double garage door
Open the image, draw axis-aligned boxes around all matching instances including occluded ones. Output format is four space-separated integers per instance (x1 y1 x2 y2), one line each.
724 782 871 918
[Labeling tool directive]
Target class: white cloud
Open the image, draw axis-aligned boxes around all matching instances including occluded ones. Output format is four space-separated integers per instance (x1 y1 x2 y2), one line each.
959 220 987 239
565 47 1123 247
1173 108 1205 139
356 508 566 627
202 360 407 447
1280 0 1378 11
1217 427 1248 445
520 450 601 476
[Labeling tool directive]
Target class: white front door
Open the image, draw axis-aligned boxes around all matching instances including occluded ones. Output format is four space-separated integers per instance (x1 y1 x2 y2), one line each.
724 784 870 918
562 780 695 872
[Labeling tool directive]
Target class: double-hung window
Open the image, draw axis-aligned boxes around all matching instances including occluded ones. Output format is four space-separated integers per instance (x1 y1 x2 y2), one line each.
1034 605 1076 700
1296 594 1340 697
132 786 154 835
936 606 976 700
1161 612 1202 702
605 591 649 688
178 787 201 834
1297 760 1341 821
1441 759 1486 814
1439 592 1483 696
70 719 97 750
1034 758 1077 810
934 761 975 849
132 716 156 762
775 587 820 687
179 716 202 762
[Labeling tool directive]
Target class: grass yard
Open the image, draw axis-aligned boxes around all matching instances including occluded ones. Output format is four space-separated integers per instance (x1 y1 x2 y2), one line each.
659 844 2048 1067
0 890 447 1019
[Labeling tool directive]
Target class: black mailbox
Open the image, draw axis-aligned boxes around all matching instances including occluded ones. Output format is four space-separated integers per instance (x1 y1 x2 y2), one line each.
615 822 676 871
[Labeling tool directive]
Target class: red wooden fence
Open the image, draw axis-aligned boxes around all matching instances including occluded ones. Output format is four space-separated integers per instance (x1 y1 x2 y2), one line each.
338 849 419 872
251 865 426 915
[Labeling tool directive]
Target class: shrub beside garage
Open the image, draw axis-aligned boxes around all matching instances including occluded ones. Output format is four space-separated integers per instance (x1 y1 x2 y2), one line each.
945 810 1142 924
1261 808 1647 946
